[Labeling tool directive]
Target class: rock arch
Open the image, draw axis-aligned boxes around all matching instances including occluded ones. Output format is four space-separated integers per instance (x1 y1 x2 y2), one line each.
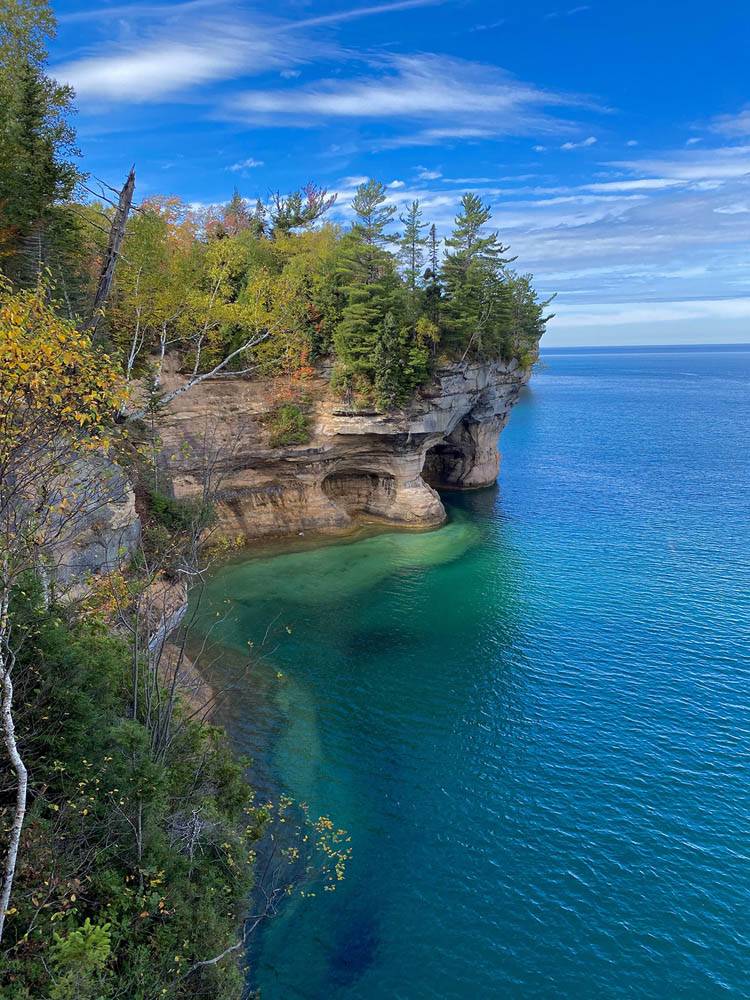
422 413 503 490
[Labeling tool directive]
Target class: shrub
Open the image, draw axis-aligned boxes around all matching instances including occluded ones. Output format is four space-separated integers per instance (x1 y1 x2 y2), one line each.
1 589 260 1000
267 403 311 447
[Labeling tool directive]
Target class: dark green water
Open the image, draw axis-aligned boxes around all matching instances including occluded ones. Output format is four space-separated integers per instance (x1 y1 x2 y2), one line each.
193 346 750 999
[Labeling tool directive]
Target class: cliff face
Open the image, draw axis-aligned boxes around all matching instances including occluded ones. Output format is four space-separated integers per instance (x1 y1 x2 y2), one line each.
52 453 141 589
157 358 529 541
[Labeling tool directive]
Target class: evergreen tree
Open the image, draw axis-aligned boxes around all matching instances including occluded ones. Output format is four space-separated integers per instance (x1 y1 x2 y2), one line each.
373 310 403 408
269 183 336 237
441 194 515 355
333 248 403 388
249 197 267 239
423 222 443 327
0 1 78 284
348 179 397 285
398 200 428 294
222 188 252 236
333 180 402 390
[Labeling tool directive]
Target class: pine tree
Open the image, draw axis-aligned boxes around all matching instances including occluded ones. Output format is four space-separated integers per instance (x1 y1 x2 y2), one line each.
423 223 443 327
398 200 428 294
249 198 267 239
332 180 403 389
441 194 516 356
428 223 440 276
269 183 336 237
347 179 398 285
222 188 252 236
332 256 403 387
0 2 78 284
374 310 403 408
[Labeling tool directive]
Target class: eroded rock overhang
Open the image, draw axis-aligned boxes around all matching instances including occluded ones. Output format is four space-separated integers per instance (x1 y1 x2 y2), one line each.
158 358 529 541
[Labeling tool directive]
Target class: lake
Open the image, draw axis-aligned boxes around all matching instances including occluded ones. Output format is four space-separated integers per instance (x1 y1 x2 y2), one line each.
194 345 750 999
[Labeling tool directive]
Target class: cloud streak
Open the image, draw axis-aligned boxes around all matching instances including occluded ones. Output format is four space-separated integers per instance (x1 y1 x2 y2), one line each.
54 0 450 104
55 11 295 102
708 105 750 138
561 135 597 150
231 54 588 145
553 297 750 327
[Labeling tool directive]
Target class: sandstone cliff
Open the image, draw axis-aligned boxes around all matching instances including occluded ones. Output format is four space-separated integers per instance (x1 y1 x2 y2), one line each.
156 358 529 541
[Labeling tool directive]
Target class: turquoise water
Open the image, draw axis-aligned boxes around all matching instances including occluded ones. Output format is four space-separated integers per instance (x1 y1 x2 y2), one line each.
195 346 750 999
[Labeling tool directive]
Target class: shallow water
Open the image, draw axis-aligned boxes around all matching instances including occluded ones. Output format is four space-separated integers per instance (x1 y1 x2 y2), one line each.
194 345 750 999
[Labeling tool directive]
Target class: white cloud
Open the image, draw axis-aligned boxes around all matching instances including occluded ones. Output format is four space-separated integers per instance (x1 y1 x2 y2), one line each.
553 297 750 327
231 54 590 147
709 105 750 138
545 5 591 18
626 139 639 147
291 0 446 29
388 179 405 188
686 137 703 146
55 13 292 102
714 202 750 215
583 178 683 192
610 144 750 181
533 144 547 152
54 0 448 105
417 167 442 180
561 135 597 150
228 157 264 172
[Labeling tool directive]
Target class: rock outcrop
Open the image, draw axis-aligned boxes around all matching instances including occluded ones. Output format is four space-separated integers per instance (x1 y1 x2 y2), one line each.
53 454 141 588
157 358 529 541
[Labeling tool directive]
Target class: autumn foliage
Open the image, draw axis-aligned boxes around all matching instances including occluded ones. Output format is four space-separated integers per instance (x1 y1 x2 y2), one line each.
0 279 125 460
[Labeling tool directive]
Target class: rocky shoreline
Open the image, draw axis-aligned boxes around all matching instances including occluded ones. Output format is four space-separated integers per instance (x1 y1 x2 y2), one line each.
156 357 530 543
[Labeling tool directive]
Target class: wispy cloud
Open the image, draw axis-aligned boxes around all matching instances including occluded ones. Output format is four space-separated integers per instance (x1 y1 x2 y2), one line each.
714 201 750 215
708 105 750 138
55 11 294 102
545 5 591 19
561 135 597 150
290 0 447 29
582 178 683 192
53 0 448 105
610 144 750 181
553 297 750 327
228 157 264 172
231 54 589 146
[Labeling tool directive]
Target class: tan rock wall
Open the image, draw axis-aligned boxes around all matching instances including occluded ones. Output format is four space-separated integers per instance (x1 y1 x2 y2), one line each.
156 359 529 541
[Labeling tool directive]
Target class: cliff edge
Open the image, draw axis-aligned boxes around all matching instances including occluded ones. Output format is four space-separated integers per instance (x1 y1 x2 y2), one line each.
157 358 529 541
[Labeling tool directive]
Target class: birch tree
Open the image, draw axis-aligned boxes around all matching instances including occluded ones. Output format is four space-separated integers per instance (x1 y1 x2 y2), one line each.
0 280 124 941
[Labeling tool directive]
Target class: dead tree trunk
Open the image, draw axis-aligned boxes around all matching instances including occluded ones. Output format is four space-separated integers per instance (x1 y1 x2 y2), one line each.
85 166 136 334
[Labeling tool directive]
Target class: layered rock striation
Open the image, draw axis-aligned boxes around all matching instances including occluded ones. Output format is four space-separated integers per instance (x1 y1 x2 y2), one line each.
157 358 529 541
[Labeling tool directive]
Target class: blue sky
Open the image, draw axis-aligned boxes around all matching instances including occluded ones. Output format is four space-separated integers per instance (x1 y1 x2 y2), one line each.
52 0 750 346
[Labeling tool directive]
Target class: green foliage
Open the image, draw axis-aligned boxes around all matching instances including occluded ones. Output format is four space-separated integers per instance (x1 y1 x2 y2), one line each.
50 919 112 1000
0 1 79 286
267 403 311 447
1 585 261 999
145 486 211 533
399 199 428 296
441 193 515 355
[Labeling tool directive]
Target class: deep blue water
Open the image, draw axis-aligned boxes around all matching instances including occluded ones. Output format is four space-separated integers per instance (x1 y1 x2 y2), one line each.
196 345 750 999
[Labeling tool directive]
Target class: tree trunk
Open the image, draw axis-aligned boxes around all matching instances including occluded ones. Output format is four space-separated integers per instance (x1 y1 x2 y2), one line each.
85 167 136 334
0 648 27 943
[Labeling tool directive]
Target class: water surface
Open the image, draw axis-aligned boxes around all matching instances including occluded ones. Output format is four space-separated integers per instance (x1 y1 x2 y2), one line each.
195 345 750 999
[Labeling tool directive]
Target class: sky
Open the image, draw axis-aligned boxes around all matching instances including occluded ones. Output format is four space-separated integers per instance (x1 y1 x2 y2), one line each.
51 0 750 346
